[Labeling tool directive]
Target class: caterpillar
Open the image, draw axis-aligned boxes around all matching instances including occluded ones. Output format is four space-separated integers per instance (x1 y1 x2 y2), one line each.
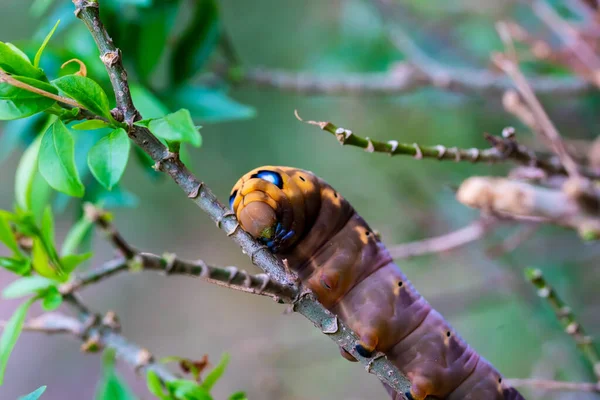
229 166 525 400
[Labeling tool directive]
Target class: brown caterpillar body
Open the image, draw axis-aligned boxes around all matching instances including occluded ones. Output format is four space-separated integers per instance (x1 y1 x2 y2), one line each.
230 166 525 400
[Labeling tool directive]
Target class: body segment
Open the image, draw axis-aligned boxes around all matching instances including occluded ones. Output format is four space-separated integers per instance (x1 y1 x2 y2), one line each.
230 166 525 400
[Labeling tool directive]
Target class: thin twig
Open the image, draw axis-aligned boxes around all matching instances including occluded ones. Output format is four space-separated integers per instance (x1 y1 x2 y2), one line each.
485 224 539 258
507 378 600 392
61 254 299 303
0 71 83 109
525 268 600 380
388 218 498 260
297 112 600 179
217 62 591 97
72 1 412 396
493 36 581 178
531 0 600 76
13 311 177 383
83 203 137 259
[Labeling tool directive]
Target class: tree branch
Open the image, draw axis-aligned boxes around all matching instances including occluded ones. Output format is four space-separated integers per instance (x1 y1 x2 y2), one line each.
526 268 600 380
297 112 600 179
17 311 177 383
457 176 600 239
388 217 499 260
507 378 600 393
71 0 412 396
216 63 591 97
60 254 298 304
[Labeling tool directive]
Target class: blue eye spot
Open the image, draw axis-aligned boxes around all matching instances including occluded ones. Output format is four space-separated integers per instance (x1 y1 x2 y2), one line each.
229 191 237 210
253 170 283 189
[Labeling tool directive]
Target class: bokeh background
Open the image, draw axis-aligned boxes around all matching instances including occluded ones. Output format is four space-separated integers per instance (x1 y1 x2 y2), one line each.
1 0 600 399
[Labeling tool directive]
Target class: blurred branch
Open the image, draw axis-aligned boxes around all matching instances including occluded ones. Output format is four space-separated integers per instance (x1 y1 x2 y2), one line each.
457 176 600 238
13 310 177 383
297 112 600 179
525 268 600 380
61 254 298 303
215 62 591 97
531 0 600 79
388 217 499 260
507 378 600 393
492 50 582 179
485 224 539 258
72 1 412 396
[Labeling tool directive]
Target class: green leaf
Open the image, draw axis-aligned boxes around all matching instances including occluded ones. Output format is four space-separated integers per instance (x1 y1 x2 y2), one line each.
146 370 169 400
31 236 64 282
200 353 229 391
40 206 54 249
167 380 212 400
173 87 255 123
18 385 47 400
38 120 85 197
170 0 220 84
95 349 139 400
228 392 247 400
0 76 58 120
0 114 46 165
134 6 177 82
14 137 41 212
2 276 54 299
52 75 113 120
88 128 130 190
0 214 20 256
41 286 62 311
0 42 45 79
72 119 111 131
14 117 53 215
60 252 92 274
0 257 31 276
60 215 93 256
0 297 37 385
130 84 169 119
135 109 201 147
34 19 60 68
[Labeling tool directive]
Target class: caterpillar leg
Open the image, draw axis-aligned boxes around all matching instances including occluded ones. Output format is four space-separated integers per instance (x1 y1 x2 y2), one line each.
406 376 433 400
339 347 358 362
355 331 379 358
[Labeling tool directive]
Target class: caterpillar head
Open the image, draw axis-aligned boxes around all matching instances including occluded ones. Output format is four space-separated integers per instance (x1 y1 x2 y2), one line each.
229 166 321 253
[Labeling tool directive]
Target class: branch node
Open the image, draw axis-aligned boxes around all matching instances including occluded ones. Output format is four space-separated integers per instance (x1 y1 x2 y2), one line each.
110 107 124 122
188 182 204 199
387 140 398 155
153 151 179 171
102 311 121 332
435 145 447 159
215 211 237 230
365 137 375 153
250 245 269 265
502 126 516 139
412 143 423 159
194 259 210 278
163 252 177 275
255 273 271 294
100 49 121 68
468 148 481 162
224 266 239 283
134 348 155 373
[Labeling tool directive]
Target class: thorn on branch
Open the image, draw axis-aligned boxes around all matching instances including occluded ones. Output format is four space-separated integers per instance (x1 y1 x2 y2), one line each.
188 182 204 199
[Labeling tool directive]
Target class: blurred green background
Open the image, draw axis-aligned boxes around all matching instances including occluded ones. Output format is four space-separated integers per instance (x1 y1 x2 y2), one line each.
1 0 600 399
